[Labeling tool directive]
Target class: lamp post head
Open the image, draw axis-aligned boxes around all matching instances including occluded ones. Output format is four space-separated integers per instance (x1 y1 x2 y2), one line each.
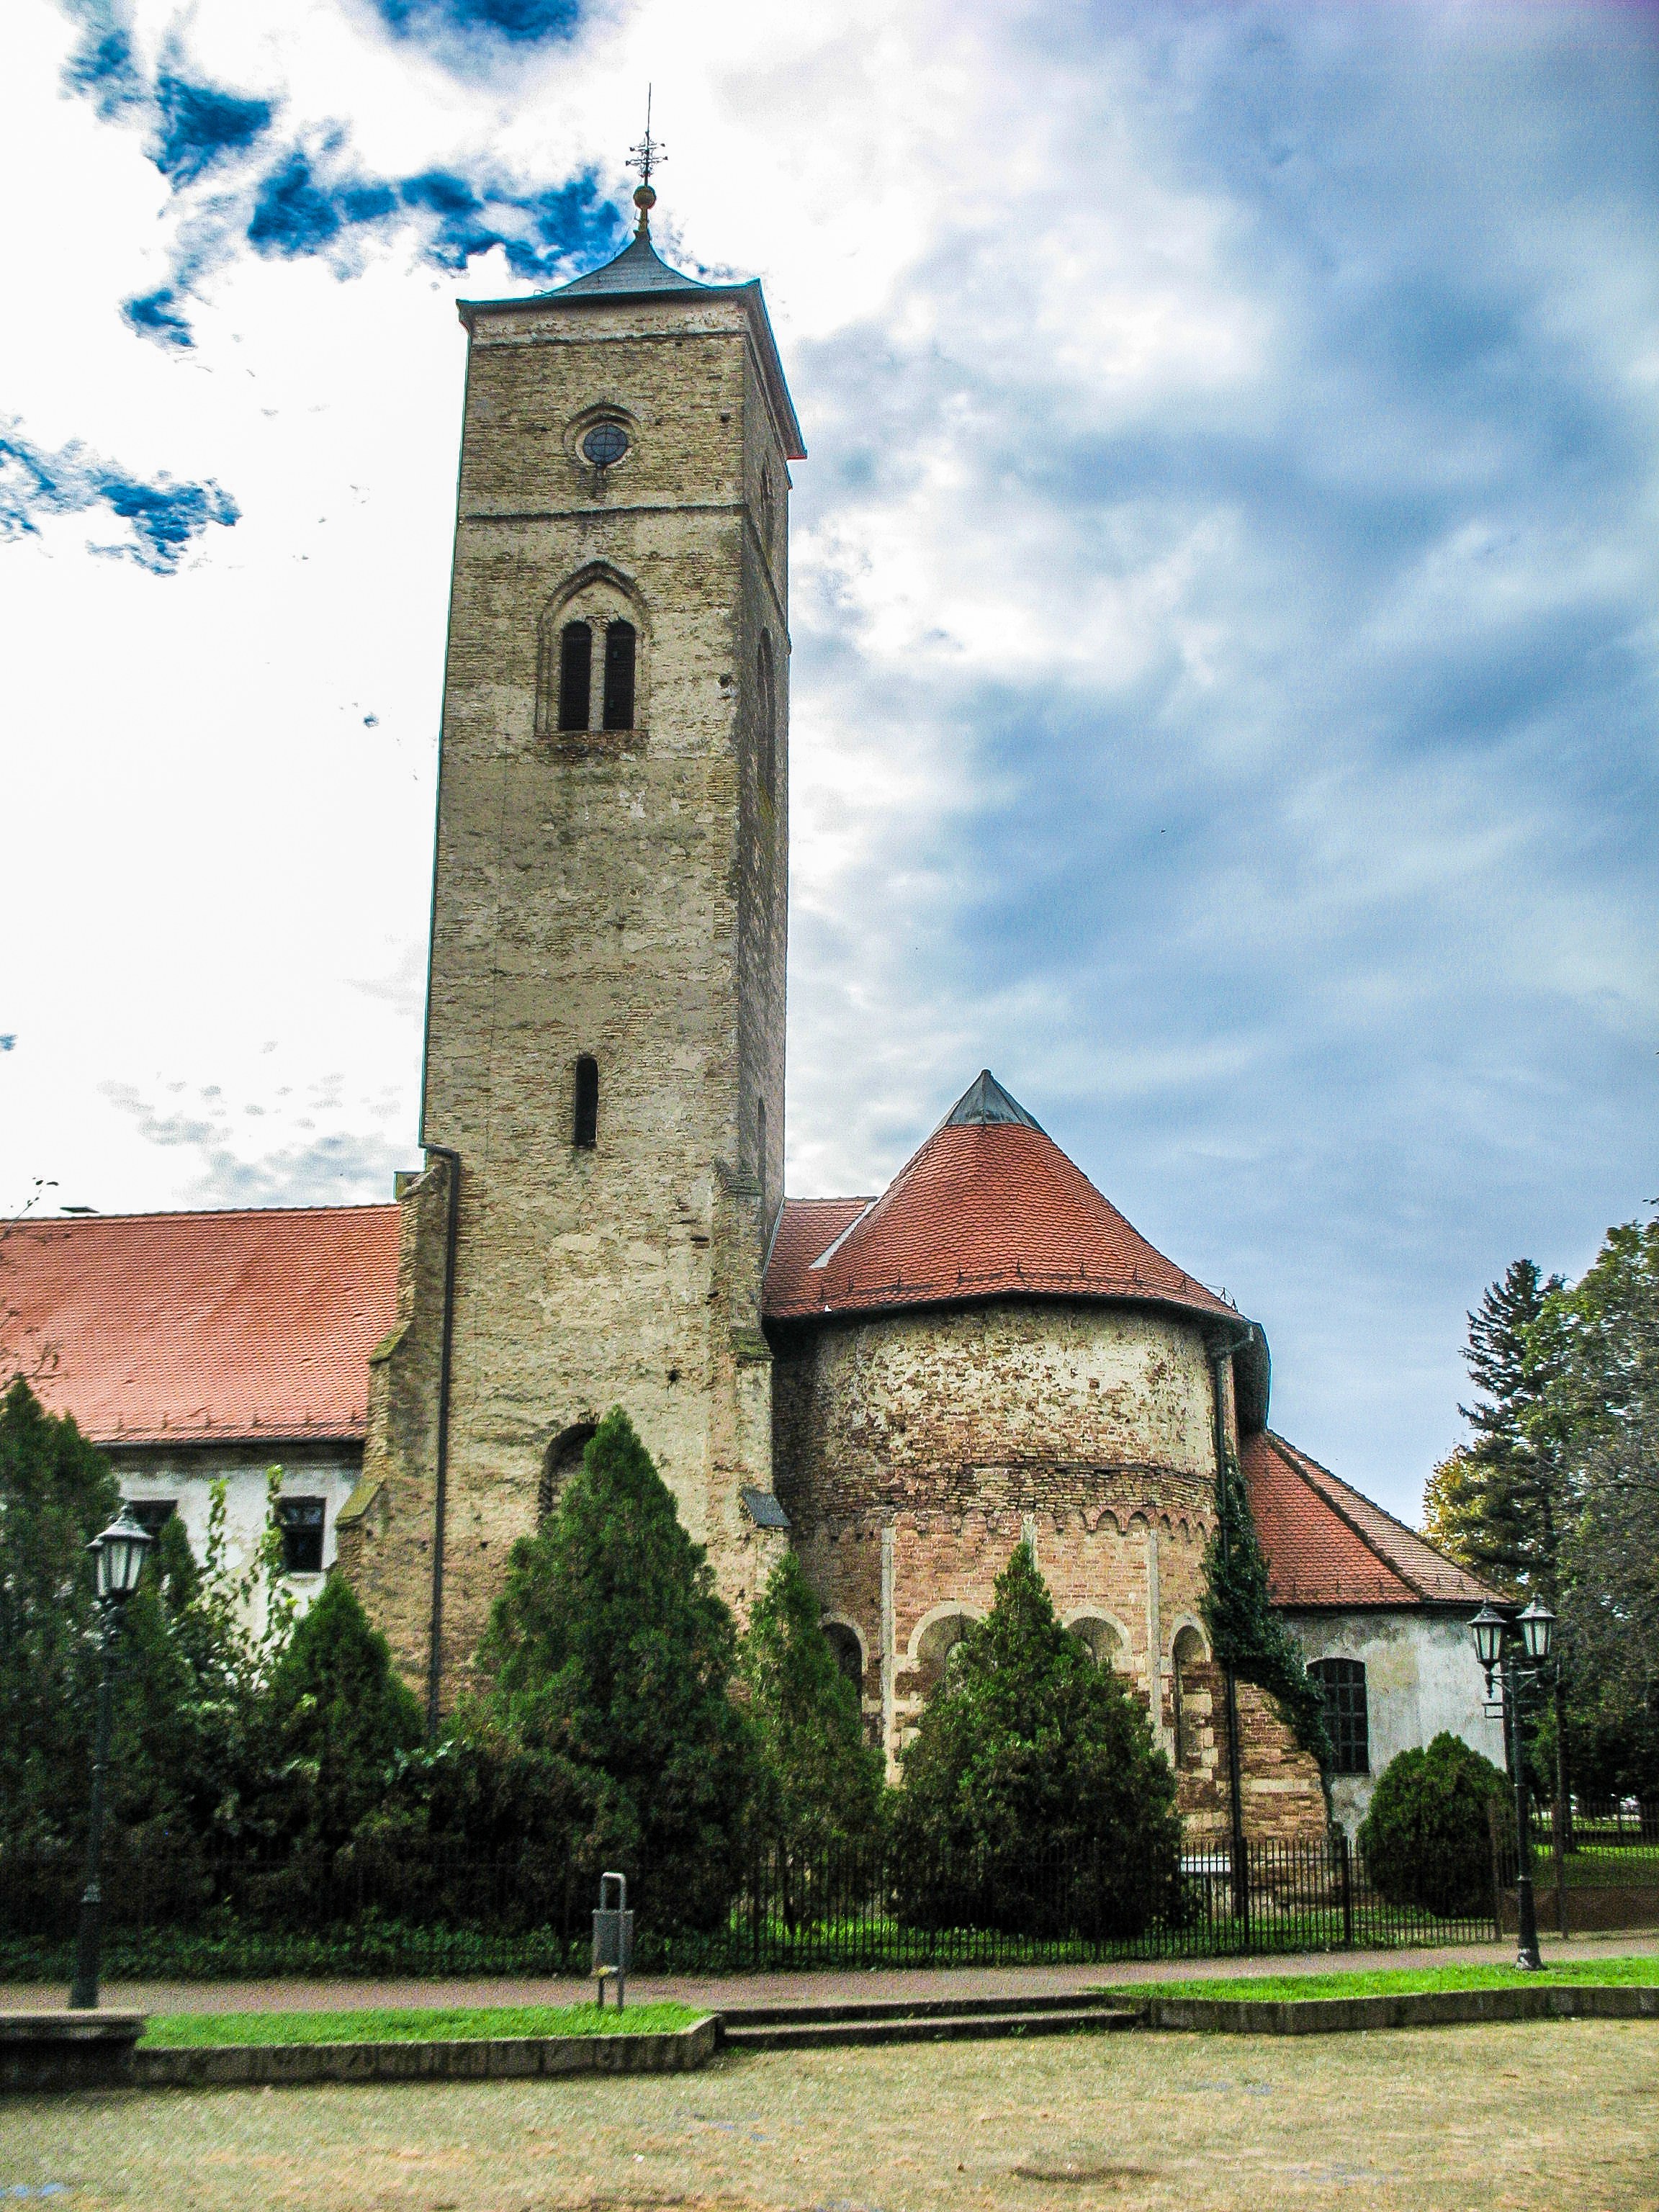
1518 1593 1556 1666
90 1505 153 1604
1470 1602 1507 1673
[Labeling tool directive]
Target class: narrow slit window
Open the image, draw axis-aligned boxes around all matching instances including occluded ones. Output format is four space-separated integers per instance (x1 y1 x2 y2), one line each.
757 631 776 800
558 622 592 732
757 1097 767 1202
573 1055 599 1148
603 620 636 731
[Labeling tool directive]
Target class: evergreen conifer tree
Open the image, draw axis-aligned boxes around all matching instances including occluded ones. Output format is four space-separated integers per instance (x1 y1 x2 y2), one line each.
739 1552 884 1863
892 1543 1179 1937
1456 1258 1566 1599
0 1377 118 1851
476 1408 752 1931
265 1576 423 1851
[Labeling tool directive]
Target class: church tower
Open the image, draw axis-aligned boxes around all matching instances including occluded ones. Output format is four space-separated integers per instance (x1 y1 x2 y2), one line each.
342 171 804 1709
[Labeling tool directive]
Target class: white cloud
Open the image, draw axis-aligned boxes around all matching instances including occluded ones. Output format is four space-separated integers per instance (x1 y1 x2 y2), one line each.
1 0 1655 1526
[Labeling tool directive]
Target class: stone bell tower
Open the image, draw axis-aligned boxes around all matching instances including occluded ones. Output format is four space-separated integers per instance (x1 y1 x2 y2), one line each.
341 171 804 1709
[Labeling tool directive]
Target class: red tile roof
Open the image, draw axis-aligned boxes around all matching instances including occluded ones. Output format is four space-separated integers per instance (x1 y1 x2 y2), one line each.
0 1207 400 1447
1244 1429 1493 1609
764 1073 1238 1328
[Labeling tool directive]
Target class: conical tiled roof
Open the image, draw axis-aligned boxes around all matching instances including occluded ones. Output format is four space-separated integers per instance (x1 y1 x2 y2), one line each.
765 1072 1240 1327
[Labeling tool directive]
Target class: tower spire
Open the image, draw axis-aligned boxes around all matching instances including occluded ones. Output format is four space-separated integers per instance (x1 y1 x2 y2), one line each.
627 86 665 236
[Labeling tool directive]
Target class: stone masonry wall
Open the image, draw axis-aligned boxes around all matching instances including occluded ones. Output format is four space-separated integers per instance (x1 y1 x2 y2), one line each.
773 1298 1326 1840
349 284 796 1704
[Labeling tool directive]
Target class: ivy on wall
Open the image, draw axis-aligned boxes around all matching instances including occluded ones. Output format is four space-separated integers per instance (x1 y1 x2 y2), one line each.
1200 1451 1334 1777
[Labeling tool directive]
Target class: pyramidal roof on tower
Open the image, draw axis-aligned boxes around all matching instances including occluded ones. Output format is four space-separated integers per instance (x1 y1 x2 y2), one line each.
455 164 806 460
764 1071 1242 1330
552 224 714 298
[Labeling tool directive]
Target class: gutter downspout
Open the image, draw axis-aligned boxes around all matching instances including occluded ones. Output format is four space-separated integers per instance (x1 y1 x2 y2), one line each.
422 1141 462 1744
1209 1322 1254 1920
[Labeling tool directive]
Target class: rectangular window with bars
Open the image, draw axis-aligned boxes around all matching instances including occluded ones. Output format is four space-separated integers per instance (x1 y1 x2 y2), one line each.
276 1496 326 1576
1309 1656 1370 1775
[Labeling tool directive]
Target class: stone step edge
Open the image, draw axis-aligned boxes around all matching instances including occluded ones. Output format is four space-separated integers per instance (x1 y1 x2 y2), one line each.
1143 1984 1659 2036
720 1990 1130 2028
134 2015 719 2088
721 2007 1140 2050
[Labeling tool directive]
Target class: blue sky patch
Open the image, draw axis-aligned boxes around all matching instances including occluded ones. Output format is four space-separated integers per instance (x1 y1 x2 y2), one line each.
1 423 239 574
54 7 626 345
372 0 584 53
151 66 274 187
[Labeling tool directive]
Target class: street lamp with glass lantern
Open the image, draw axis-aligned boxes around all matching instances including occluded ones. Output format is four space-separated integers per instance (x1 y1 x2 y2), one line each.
1471 1593 1556 1972
71 1504 154 2010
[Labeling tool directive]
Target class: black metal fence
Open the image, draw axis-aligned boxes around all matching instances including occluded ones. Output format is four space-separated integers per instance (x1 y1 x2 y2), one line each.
0 1824 1560 1984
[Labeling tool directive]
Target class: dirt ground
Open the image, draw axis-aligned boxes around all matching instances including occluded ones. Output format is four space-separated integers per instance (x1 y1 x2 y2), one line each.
3 2020 1655 2212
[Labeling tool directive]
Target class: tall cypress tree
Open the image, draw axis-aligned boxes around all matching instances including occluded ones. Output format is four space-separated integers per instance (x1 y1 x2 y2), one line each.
0 1377 119 1851
893 1544 1180 1937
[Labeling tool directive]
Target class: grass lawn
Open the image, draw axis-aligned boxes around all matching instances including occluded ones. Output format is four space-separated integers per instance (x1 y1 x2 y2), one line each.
1097 1956 1659 2002
9 2019 1657 2211
140 2000 703 2047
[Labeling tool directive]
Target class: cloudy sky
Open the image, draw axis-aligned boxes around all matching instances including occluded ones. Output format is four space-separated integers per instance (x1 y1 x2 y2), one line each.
2 0 1655 1521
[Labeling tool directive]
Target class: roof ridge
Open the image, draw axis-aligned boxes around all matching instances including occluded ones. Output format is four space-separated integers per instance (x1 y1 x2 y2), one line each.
1264 1431 1488 1602
1260 1431 1419 1599
6 1202 400 1226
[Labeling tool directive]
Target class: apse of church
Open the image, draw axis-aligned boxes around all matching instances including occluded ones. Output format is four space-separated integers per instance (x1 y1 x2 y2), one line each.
341 189 804 1707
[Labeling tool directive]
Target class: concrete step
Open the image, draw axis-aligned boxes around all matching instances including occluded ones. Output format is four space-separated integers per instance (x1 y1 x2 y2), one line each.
720 2003 1141 2051
721 1990 1130 2030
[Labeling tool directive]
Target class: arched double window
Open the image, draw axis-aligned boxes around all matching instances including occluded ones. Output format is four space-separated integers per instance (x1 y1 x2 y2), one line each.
536 567 644 740
756 631 777 801
554 619 635 734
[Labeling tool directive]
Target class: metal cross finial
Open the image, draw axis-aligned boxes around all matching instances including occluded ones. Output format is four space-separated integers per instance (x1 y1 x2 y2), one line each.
628 86 665 233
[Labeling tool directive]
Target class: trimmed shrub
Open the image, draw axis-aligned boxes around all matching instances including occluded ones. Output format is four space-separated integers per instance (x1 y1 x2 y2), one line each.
1359 1732 1511 1917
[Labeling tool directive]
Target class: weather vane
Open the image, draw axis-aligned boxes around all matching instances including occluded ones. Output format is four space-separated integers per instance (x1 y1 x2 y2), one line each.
628 86 665 233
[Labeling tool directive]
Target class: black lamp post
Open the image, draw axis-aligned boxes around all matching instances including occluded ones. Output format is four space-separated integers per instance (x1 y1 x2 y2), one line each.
71 1504 153 2010
1471 1593 1557 1972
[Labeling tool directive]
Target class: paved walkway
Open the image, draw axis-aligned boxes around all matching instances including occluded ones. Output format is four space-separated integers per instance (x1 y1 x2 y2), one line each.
5 1930 1655 2015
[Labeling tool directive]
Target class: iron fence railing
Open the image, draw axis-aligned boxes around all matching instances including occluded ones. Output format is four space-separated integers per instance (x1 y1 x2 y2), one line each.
1 1819 1601 1983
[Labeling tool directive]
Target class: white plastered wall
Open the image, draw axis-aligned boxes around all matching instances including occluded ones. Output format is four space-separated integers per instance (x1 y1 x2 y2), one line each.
1287 1609 1506 1833
112 1445 361 1637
